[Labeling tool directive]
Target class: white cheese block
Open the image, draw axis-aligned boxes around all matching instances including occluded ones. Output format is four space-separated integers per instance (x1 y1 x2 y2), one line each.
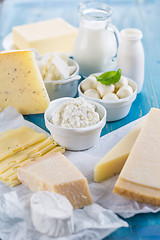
30 191 74 237
12 18 78 54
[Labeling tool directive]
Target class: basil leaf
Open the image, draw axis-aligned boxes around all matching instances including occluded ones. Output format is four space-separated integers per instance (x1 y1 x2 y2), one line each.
94 69 122 85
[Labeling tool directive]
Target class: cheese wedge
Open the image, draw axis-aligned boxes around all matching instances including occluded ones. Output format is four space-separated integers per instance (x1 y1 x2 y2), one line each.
114 108 160 206
12 18 77 54
0 50 50 114
94 120 144 182
18 152 93 209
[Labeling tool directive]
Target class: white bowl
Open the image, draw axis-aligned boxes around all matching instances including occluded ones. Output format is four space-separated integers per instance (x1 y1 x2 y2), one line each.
78 77 137 122
44 58 81 101
44 97 107 151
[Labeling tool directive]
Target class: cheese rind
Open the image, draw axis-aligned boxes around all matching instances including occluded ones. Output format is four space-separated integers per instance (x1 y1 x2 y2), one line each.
0 50 50 114
94 120 144 182
114 108 160 206
18 152 93 209
114 178 160 206
12 18 77 54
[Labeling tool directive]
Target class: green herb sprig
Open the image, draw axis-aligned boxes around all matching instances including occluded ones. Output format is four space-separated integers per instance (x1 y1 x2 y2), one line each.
94 69 121 85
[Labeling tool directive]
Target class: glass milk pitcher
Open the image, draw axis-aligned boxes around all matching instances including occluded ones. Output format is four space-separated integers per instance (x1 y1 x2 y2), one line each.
73 1 119 77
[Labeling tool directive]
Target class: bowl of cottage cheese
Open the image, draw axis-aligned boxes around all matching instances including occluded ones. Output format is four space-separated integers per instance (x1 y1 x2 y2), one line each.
44 97 106 150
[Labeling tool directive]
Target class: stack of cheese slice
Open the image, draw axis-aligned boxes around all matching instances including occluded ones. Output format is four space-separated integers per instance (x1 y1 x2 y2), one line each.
114 108 160 206
18 152 93 209
0 50 50 114
0 126 65 187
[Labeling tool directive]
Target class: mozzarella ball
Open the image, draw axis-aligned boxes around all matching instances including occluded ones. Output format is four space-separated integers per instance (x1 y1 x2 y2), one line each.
84 89 101 99
97 82 115 97
81 76 98 92
102 93 119 101
115 76 128 91
116 85 133 98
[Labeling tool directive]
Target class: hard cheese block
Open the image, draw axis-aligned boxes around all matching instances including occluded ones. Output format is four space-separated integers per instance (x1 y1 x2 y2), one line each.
114 108 160 206
94 120 144 182
18 152 93 209
0 50 50 114
12 18 78 54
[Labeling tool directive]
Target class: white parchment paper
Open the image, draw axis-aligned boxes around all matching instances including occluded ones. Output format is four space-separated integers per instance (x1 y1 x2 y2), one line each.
0 107 159 240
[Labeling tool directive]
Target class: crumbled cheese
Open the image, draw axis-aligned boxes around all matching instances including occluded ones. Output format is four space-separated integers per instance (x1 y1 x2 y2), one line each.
37 53 76 81
51 97 100 128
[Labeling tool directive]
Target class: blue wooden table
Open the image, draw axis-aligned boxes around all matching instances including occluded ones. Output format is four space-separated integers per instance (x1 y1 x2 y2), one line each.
0 0 160 239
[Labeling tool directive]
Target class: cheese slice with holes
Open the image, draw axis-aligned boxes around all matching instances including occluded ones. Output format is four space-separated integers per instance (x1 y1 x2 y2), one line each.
94 120 144 182
0 50 50 114
114 108 160 206
0 126 46 161
18 152 93 209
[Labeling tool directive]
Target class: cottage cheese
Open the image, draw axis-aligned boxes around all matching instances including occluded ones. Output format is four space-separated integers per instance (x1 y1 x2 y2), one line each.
51 97 100 128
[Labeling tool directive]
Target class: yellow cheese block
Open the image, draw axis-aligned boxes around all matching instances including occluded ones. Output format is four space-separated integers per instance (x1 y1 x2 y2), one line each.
0 50 50 114
18 152 93 209
0 126 46 161
12 18 78 54
94 120 144 182
114 108 160 206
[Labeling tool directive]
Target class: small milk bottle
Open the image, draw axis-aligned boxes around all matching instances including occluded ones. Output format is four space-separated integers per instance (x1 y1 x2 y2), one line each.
73 1 119 77
117 28 144 93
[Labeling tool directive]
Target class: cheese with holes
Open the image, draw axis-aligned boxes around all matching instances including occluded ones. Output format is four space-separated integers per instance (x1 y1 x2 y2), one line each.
0 126 46 161
94 120 144 182
0 50 50 114
18 152 93 209
12 18 77 54
114 108 160 206
0 126 65 187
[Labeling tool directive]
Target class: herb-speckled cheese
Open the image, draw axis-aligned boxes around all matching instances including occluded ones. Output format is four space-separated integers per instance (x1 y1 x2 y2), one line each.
0 50 50 114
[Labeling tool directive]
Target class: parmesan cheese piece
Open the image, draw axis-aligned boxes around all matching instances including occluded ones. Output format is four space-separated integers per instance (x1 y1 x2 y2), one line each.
94 120 144 182
0 50 50 114
18 152 93 209
12 18 77 54
114 108 160 206
114 178 160 206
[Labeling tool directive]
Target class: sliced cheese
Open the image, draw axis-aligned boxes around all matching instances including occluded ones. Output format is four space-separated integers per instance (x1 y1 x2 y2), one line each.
12 18 77 54
0 50 50 114
94 120 144 182
114 108 160 206
0 126 46 161
18 152 93 209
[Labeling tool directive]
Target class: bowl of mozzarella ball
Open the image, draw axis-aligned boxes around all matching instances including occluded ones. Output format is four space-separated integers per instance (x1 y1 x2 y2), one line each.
45 97 106 151
36 52 81 100
78 70 137 122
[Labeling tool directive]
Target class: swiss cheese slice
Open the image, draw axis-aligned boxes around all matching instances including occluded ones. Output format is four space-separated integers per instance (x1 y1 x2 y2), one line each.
0 126 46 161
18 152 93 209
0 50 50 114
0 126 65 187
12 18 77 54
114 108 160 206
94 120 144 182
